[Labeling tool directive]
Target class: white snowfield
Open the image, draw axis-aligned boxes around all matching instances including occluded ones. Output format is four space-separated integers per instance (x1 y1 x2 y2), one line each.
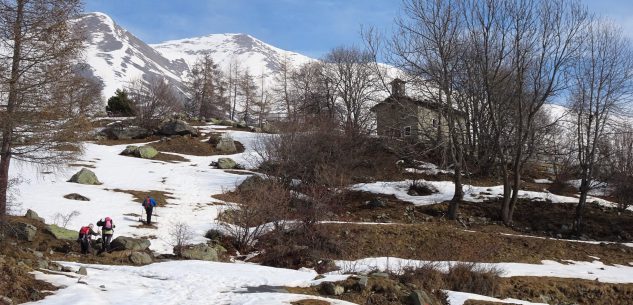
10 129 263 254
332 257 633 284
26 261 352 305
9 124 633 305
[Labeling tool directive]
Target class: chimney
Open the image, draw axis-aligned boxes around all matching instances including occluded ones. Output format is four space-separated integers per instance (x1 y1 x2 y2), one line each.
391 78 406 97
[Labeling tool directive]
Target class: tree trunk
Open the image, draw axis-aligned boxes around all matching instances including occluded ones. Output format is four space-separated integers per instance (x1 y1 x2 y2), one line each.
0 140 11 218
448 162 463 220
574 177 590 236
500 167 512 225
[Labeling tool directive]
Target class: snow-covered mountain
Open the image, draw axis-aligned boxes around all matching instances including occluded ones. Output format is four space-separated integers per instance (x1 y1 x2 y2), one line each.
151 33 314 85
74 12 315 99
73 12 189 99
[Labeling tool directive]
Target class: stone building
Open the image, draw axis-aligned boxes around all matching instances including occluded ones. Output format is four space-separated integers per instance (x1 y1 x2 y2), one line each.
371 79 462 143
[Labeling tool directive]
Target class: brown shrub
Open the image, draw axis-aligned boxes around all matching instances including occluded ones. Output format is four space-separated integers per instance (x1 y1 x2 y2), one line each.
397 262 501 297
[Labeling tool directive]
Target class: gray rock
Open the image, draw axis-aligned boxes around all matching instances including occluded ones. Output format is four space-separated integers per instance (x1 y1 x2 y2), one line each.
158 119 198 137
63 193 90 201
46 225 78 240
365 198 387 208
110 236 151 251
61 266 73 272
68 168 101 185
238 175 264 192
37 259 48 269
48 262 63 272
321 282 344 296
138 145 158 159
217 158 237 169
101 124 152 140
180 243 226 261
220 119 235 126
24 209 45 223
215 136 237 154
358 276 369 290
129 251 153 265
121 145 140 156
77 266 88 275
14 222 37 242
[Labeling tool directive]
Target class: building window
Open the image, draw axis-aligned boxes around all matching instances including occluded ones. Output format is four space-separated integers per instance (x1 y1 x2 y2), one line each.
404 126 412 136
432 118 438 127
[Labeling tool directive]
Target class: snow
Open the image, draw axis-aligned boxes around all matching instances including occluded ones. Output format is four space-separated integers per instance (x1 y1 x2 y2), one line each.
350 179 622 208
445 291 548 305
332 257 633 284
9 129 264 254
26 261 353 305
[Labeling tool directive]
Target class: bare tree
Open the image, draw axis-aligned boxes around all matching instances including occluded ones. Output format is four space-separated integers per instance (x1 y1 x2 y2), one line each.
238 70 258 124
569 19 633 234
127 77 182 128
323 46 379 134
184 54 227 119
0 0 86 218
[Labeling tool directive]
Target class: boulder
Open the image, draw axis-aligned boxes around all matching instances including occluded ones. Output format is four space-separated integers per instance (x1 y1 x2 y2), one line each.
158 119 198 137
24 209 45 223
216 158 237 169
215 136 237 154
138 145 158 159
220 119 235 126
101 125 152 140
121 145 158 159
63 193 90 201
14 222 37 242
110 236 151 251
238 175 265 192
0 296 13 305
209 118 223 125
179 243 226 261
365 198 387 209
320 282 345 296
68 168 101 185
76 266 88 276
46 225 78 241
129 251 153 265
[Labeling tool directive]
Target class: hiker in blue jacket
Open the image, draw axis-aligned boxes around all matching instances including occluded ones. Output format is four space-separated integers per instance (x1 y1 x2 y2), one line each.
142 195 157 225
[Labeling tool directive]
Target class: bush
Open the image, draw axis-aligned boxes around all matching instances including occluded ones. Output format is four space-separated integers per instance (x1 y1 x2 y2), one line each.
168 221 194 257
397 262 501 297
106 89 135 116
257 226 342 269
407 180 438 196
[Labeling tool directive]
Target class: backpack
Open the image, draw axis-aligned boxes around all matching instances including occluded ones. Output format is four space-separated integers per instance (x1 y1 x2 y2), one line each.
79 226 90 235
143 197 151 208
104 218 113 230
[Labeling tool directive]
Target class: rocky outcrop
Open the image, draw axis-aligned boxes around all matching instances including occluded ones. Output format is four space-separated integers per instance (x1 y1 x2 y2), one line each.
179 243 226 261
68 168 101 185
63 193 90 201
24 209 44 223
110 236 151 251
157 119 198 137
46 225 78 240
129 251 153 265
120 145 158 159
14 222 37 242
216 158 237 169
215 136 237 154
100 123 152 140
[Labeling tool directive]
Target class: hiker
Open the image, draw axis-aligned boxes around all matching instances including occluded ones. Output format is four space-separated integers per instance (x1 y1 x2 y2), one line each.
78 224 99 254
96 217 115 252
142 195 157 225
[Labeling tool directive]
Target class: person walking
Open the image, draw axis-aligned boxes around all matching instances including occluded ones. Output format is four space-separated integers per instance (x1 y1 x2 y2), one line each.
96 217 115 252
78 224 99 254
142 195 157 225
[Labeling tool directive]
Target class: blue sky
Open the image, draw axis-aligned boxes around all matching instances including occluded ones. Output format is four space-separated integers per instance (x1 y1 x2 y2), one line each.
85 0 633 59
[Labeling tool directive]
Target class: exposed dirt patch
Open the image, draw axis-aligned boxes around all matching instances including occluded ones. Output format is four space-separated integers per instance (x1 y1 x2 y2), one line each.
153 152 190 163
67 163 96 169
291 299 330 305
106 189 174 207
150 135 245 156
307 222 632 265
95 135 161 146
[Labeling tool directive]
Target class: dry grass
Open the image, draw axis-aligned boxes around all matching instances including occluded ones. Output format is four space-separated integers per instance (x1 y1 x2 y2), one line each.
291 299 330 305
153 152 190 163
107 189 174 207
95 136 161 146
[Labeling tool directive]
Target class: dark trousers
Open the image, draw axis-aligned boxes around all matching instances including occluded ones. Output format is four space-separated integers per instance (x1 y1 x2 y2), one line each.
80 236 91 254
102 234 113 251
145 206 153 224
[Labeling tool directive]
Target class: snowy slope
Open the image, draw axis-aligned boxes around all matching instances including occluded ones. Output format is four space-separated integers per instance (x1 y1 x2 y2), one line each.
151 33 314 87
72 12 189 99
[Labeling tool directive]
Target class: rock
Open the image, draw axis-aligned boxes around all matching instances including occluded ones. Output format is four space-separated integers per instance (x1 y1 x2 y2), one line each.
138 145 158 159
220 119 235 126
48 262 63 272
0 296 13 305
46 225 78 240
215 136 237 154
68 168 101 185
24 209 45 223
321 282 345 296
110 236 151 251
357 276 369 290
121 145 158 159
63 193 90 201
77 266 88 275
209 118 223 125
158 119 198 137
100 124 152 140
365 198 387 208
238 175 265 192
261 122 278 133
121 145 140 156
236 121 248 129
37 259 48 269
179 243 226 261
370 272 390 278
13 222 37 242
129 251 153 265
216 158 237 169
410 290 442 305
61 266 73 272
